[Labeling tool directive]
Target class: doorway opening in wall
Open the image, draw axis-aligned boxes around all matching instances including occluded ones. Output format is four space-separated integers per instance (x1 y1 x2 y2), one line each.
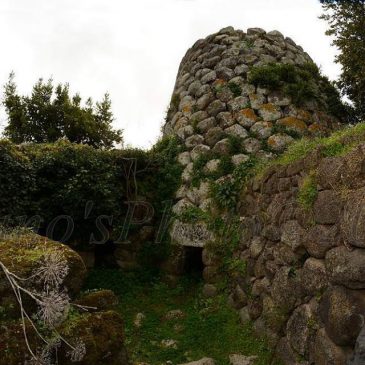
183 246 204 277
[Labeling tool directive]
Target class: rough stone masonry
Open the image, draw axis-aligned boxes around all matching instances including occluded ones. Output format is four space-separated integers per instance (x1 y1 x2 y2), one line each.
162 26 364 365
163 26 339 258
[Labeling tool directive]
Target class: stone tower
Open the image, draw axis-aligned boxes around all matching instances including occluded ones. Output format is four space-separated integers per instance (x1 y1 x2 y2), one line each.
162 26 340 277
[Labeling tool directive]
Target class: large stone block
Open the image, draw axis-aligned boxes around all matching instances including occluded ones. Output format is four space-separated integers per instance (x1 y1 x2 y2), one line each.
326 246 365 289
313 329 349 365
171 220 213 247
319 286 365 346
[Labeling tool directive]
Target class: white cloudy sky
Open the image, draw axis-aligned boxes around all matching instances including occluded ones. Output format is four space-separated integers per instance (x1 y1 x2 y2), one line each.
0 0 339 148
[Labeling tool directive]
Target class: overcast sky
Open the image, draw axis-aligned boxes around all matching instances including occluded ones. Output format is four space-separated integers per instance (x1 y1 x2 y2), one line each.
0 0 339 148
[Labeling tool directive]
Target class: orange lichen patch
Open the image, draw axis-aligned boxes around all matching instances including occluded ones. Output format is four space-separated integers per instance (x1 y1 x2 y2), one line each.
267 137 278 147
296 109 312 122
182 105 191 114
261 103 279 113
237 108 258 121
249 93 259 101
308 123 327 135
213 79 226 89
277 117 308 133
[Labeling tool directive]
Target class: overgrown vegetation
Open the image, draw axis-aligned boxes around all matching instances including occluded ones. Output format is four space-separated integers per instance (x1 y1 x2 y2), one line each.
191 153 235 188
210 157 258 210
84 269 279 365
0 135 183 250
228 81 242 97
248 63 353 121
298 172 318 210
268 122 365 167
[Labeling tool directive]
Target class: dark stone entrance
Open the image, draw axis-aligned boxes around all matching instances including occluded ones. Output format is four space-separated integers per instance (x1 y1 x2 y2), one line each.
183 246 204 276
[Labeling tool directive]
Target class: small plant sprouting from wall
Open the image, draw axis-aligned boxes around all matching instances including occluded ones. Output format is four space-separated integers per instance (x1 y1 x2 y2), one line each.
210 157 258 211
297 172 318 210
170 94 181 112
228 82 242 97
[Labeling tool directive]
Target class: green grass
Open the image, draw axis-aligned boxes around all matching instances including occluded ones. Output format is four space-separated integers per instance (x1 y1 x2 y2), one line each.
250 123 365 185
269 122 365 166
297 172 318 210
83 269 278 365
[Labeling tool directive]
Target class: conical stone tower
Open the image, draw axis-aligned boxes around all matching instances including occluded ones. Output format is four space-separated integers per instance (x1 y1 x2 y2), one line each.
162 26 341 280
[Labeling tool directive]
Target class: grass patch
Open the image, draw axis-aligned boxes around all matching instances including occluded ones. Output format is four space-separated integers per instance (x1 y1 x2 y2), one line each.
179 206 209 223
298 172 318 210
273 123 365 166
83 269 279 365
253 123 365 182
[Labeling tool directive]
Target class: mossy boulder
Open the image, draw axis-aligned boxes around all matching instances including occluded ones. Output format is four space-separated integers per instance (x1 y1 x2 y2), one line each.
0 232 130 365
0 310 129 365
0 232 86 317
76 289 119 311
59 310 129 365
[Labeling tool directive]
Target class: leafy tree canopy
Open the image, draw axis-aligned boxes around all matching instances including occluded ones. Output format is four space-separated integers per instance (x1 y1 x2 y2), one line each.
320 0 365 120
2 73 123 149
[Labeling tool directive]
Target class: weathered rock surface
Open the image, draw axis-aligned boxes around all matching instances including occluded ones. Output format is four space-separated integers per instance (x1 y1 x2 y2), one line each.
161 25 357 365
230 143 365 364
164 26 339 256
0 233 86 317
229 354 257 365
0 232 129 365
178 358 215 365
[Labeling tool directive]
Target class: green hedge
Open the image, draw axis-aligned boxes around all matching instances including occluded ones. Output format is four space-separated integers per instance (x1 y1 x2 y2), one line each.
0 137 183 246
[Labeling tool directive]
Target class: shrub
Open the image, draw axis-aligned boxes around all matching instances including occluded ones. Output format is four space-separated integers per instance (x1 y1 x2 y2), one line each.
0 136 183 247
248 62 352 121
0 140 36 220
228 82 242 97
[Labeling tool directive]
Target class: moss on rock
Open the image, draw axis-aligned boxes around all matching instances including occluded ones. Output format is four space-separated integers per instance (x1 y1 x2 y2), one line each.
0 310 129 365
76 289 119 312
0 232 86 303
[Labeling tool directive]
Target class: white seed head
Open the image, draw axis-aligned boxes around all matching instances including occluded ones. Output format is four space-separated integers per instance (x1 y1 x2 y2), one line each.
37 291 70 327
67 339 86 362
34 251 69 290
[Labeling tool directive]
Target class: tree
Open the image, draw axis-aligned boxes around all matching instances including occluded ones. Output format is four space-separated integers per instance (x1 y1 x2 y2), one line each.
320 0 365 120
3 73 123 148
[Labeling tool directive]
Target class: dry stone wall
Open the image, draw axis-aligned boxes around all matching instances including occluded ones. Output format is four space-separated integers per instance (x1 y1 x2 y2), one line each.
162 27 364 364
232 143 365 365
163 26 340 250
